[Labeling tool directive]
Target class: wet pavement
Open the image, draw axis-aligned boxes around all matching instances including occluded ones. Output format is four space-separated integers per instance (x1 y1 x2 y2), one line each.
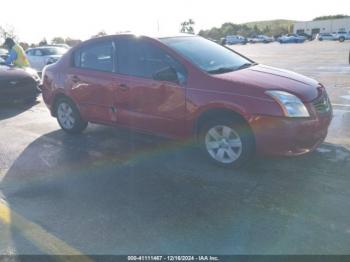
0 41 350 255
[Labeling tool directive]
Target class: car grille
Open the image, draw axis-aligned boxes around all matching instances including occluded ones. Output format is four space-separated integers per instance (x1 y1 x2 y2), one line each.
312 92 331 114
0 77 38 100
0 77 35 89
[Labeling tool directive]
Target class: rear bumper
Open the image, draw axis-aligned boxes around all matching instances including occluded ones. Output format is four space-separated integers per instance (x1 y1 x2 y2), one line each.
250 112 332 156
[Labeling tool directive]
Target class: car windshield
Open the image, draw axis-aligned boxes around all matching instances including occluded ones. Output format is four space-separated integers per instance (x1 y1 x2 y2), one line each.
41 47 67 56
160 36 253 74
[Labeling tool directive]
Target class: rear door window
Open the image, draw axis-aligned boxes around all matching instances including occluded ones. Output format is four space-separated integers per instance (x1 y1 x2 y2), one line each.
73 40 114 73
34 49 43 56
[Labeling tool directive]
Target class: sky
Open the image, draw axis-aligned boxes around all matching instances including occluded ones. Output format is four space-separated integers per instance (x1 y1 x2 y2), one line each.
1 0 349 43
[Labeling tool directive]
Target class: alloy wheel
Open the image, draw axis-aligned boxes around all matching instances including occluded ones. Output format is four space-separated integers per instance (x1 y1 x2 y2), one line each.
57 102 75 130
205 125 243 164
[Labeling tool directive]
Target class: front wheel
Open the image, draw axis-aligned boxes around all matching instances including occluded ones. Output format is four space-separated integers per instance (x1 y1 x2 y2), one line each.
56 98 88 134
199 118 255 168
339 37 345 42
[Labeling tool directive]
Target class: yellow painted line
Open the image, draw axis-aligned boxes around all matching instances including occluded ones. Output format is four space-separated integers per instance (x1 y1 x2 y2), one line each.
0 202 11 224
0 201 92 260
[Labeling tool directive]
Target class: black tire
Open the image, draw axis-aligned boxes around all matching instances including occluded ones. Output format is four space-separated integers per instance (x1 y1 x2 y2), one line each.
319 38 323 41
55 97 88 134
339 37 345 42
198 117 255 168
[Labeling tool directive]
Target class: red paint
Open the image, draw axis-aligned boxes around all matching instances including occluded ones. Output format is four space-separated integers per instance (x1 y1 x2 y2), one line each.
42 34 332 156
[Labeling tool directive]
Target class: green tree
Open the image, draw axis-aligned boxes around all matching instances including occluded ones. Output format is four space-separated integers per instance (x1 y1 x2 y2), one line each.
313 14 349 21
39 38 48 46
51 37 65 44
0 25 17 44
263 25 270 34
19 42 29 50
91 30 107 38
253 25 261 35
198 19 294 40
180 19 195 34
65 37 82 47
221 23 238 36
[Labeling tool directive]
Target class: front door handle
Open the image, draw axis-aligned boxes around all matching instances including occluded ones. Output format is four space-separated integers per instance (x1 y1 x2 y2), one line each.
119 84 129 91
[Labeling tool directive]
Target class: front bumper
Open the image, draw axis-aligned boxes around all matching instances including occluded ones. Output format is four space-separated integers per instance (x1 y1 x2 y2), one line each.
0 79 41 102
250 111 332 156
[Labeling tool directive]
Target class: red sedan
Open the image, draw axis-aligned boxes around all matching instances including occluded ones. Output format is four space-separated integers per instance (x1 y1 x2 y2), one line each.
41 34 332 167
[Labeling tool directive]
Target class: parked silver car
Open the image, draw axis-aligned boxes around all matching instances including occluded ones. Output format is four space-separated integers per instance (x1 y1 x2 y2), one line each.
225 35 247 45
248 35 274 43
333 31 350 42
316 33 336 41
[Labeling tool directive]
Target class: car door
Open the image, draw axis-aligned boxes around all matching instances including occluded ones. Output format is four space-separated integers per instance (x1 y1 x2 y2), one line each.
34 49 46 70
26 49 38 69
68 39 119 124
114 37 187 138
38 49 49 70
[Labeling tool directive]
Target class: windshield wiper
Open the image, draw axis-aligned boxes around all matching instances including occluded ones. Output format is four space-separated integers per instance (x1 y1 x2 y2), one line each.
236 62 257 70
207 67 236 74
208 63 257 74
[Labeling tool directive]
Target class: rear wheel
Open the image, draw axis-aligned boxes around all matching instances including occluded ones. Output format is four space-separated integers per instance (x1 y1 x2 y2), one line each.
199 117 255 168
339 36 345 42
55 98 88 134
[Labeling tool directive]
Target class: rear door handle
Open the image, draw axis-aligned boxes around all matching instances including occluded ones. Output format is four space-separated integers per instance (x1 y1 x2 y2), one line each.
71 75 80 83
119 84 129 91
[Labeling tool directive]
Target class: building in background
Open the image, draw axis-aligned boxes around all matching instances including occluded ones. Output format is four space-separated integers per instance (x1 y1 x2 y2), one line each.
294 18 350 37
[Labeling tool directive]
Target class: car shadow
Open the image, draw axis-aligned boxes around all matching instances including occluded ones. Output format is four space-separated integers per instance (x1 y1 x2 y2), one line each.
1 126 350 255
0 100 39 121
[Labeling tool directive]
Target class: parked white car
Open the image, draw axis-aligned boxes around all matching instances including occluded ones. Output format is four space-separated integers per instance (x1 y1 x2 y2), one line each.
0 48 8 60
48 44 70 49
26 46 67 71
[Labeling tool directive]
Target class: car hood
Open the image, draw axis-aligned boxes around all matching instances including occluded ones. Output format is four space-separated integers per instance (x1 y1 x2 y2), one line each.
214 64 320 102
0 65 39 82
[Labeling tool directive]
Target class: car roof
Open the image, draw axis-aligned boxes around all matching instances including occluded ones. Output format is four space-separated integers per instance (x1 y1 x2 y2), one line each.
72 33 196 48
27 46 66 51
91 32 194 40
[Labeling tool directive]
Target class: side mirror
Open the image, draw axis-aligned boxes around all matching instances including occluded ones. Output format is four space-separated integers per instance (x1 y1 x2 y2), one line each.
153 66 179 84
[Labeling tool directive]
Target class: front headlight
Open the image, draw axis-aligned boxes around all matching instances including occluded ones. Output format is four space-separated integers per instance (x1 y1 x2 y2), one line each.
33 72 40 82
266 90 310 117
